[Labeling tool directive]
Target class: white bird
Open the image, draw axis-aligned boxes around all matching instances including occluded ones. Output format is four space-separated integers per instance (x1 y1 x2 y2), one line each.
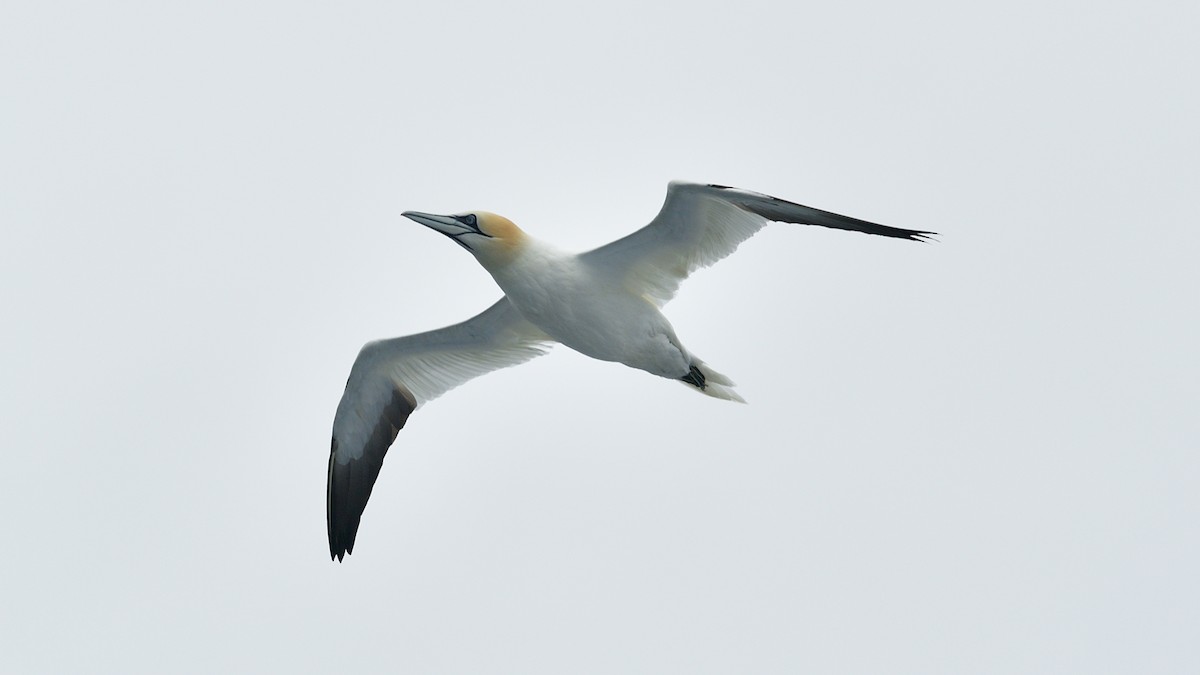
328 181 934 560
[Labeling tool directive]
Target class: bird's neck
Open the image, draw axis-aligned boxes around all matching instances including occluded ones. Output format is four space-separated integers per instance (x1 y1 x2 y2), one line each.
483 237 577 299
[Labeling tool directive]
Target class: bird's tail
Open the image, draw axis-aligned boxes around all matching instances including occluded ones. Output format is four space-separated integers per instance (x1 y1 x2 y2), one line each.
680 362 745 403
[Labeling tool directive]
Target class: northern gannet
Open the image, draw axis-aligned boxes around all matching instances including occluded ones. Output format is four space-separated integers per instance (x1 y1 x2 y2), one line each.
328 181 934 560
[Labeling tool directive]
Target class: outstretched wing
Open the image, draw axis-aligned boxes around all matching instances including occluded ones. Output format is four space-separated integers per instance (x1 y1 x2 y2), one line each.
580 181 935 306
327 297 553 561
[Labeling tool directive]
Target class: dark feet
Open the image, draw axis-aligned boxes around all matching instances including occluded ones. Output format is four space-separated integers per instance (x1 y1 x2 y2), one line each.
680 365 707 390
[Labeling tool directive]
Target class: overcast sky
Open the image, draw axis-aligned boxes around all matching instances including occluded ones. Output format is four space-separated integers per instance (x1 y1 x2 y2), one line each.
3 1 1198 673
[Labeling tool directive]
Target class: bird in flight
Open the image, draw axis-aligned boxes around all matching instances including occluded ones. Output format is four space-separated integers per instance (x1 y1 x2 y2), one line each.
328 181 934 560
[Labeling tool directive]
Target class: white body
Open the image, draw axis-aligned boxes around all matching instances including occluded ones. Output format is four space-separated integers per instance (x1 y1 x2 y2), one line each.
490 239 692 380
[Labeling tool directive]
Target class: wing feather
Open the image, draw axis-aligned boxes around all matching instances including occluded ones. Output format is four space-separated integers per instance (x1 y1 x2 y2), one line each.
327 298 552 560
581 181 934 305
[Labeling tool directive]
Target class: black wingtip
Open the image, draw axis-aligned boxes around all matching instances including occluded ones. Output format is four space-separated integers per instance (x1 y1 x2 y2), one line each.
330 541 349 562
328 499 356 563
329 532 353 562
326 387 415 563
708 182 940 243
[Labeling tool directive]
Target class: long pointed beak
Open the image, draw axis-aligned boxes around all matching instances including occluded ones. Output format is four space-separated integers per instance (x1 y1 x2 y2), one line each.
402 211 469 237
403 210 492 252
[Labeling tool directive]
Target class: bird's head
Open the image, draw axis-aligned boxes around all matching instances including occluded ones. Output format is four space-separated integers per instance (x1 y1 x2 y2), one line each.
402 210 527 269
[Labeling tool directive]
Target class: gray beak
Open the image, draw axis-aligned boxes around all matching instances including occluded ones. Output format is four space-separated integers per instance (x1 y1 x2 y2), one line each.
402 211 466 235
402 211 491 252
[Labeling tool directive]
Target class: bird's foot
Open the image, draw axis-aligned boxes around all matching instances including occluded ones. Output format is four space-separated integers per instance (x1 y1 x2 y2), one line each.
680 364 707 390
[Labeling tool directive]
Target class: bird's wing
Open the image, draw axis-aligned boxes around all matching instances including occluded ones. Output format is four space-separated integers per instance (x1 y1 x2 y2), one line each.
327 297 553 561
580 181 935 306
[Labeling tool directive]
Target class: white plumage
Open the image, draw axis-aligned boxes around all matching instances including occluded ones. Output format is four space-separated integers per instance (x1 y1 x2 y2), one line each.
327 181 934 560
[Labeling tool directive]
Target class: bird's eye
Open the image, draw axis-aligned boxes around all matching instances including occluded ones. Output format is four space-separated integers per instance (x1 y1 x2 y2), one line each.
462 214 478 227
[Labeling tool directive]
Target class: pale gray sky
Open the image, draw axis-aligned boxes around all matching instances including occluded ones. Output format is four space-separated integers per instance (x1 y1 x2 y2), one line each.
2 1 1197 673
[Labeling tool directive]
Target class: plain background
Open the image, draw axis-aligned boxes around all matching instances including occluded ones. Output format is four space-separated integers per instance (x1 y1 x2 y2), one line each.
3 1 1197 672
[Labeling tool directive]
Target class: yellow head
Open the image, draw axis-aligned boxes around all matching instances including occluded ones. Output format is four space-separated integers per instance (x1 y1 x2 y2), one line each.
401 210 528 268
